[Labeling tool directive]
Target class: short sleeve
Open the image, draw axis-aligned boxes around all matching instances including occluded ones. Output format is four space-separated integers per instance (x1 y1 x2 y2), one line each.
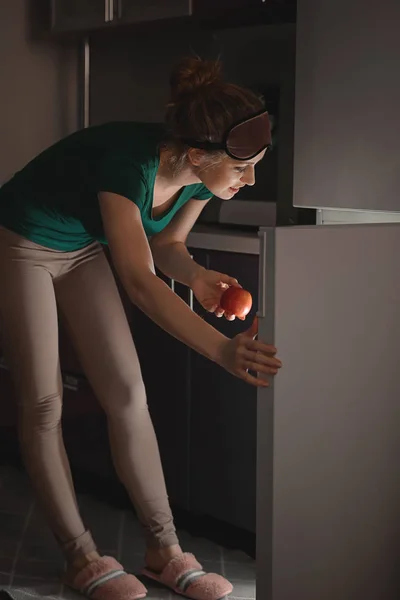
192 184 213 201
95 155 147 210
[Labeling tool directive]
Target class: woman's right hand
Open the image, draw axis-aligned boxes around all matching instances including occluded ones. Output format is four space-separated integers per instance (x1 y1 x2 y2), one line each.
216 317 282 387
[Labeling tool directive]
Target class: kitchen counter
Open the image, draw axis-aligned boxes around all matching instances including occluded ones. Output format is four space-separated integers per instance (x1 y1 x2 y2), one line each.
187 224 260 254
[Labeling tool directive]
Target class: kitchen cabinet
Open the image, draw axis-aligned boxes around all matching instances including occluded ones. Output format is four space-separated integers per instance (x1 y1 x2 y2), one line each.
293 0 400 213
116 247 259 529
55 247 259 531
193 0 296 24
50 0 295 32
195 0 266 13
50 0 191 33
50 0 111 33
115 0 192 25
0 362 17 428
125 247 260 531
188 249 259 533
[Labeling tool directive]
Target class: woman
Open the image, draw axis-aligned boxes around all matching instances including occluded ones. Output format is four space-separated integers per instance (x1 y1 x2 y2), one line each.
0 57 281 600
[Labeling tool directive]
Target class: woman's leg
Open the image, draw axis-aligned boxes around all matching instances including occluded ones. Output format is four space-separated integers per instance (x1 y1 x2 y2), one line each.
54 249 180 563
54 246 233 599
0 229 96 563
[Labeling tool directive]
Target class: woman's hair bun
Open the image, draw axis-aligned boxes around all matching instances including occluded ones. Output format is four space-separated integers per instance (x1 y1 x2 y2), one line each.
169 56 222 100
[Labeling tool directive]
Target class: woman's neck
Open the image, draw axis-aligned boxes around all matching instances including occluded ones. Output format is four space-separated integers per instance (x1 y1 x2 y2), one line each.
157 147 200 189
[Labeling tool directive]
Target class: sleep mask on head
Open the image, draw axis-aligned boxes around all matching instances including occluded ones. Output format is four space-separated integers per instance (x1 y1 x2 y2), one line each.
181 109 272 161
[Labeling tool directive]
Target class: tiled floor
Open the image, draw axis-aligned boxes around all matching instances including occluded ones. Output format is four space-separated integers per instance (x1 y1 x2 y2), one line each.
0 466 255 600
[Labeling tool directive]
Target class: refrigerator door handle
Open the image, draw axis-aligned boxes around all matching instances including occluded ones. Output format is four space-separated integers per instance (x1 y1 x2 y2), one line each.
257 230 267 318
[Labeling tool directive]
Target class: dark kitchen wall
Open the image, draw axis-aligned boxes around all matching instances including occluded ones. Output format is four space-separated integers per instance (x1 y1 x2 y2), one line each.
89 23 296 210
0 0 78 184
0 0 79 435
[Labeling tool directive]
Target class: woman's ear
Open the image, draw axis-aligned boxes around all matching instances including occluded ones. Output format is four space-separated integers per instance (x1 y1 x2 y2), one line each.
187 148 207 167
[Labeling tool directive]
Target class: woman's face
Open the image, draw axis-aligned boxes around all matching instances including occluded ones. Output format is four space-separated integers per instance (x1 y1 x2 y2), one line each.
190 149 266 200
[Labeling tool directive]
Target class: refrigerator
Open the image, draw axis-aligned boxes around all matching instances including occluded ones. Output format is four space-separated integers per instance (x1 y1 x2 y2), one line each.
256 223 400 599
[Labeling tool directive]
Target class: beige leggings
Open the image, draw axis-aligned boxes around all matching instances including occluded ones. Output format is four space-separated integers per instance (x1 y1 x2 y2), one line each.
0 226 178 562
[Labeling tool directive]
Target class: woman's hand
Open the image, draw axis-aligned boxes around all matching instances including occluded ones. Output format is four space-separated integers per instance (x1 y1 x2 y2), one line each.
190 268 242 321
100 193 276 374
216 317 282 387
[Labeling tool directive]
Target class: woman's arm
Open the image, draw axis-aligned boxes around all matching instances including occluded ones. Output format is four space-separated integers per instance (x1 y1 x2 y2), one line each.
150 198 241 319
100 192 227 364
149 198 210 286
99 192 281 386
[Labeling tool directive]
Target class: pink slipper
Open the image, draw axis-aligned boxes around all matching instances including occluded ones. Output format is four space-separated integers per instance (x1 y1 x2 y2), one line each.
142 552 233 600
65 556 147 599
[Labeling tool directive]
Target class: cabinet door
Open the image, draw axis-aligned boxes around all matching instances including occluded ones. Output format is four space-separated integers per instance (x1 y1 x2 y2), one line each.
51 0 109 32
189 250 259 533
129 270 192 511
194 0 261 14
293 0 400 212
115 0 192 25
193 0 296 22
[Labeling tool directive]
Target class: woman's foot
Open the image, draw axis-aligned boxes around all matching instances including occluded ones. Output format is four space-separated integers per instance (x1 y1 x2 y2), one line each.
65 550 102 582
142 550 233 599
144 543 183 573
64 553 147 599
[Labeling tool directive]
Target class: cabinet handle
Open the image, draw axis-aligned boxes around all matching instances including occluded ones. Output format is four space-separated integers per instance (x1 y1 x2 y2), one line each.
257 230 266 318
117 0 122 18
169 278 193 309
63 374 79 392
188 254 194 310
105 0 114 22
81 38 90 129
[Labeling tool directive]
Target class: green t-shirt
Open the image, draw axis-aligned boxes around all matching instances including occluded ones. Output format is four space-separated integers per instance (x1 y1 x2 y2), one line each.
0 122 212 251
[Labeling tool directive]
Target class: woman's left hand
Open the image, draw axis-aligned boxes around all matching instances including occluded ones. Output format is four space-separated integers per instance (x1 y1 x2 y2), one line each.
190 268 242 321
